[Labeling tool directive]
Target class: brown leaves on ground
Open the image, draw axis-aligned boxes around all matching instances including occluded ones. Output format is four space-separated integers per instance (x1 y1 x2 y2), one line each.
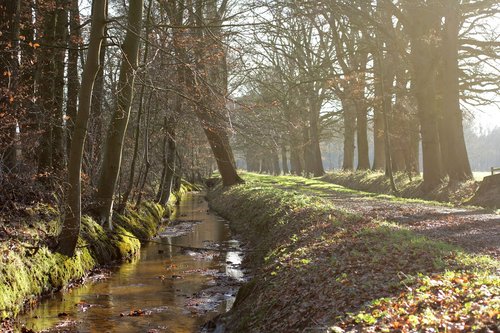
210 177 499 333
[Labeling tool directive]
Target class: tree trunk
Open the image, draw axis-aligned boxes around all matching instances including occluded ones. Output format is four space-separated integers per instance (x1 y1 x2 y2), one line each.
287 109 303 175
439 2 472 182
356 102 370 170
289 136 303 175
52 0 69 169
120 0 153 209
84 24 106 184
272 150 281 175
189 0 242 187
158 117 177 206
37 1 57 173
354 55 370 171
95 0 143 228
201 122 243 186
411 36 444 189
57 0 107 257
404 2 445 190
309 99 325 176
66 0 80 153
372 55 386 171
281 144 289 174
342 99 356 170
302 122 314 176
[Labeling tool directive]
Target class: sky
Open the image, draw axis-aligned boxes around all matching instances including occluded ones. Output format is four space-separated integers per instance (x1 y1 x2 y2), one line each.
469 102 500 134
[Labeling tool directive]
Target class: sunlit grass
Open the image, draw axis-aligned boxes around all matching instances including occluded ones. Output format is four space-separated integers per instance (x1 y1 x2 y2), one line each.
209 177 499 332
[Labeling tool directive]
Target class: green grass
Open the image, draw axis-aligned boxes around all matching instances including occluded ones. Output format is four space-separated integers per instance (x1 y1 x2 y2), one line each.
241 172 454 207
319 170 480 206
208 176 499 332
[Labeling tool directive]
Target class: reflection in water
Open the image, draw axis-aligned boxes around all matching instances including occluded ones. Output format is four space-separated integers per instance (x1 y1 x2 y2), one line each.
18 193 244 333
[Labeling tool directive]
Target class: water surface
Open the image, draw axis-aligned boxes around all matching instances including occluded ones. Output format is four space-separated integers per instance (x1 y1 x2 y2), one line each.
18 193 244 333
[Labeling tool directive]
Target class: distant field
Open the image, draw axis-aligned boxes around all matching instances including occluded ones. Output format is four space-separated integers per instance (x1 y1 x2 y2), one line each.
473 172 491 181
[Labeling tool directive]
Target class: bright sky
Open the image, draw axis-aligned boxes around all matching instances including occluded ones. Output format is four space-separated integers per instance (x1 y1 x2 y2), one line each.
471 107 500 134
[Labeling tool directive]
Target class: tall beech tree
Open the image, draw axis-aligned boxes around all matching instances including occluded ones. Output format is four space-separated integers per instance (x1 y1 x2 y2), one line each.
438 0 472 182
95 0 144 228
58 0 107 256
190 0 243 186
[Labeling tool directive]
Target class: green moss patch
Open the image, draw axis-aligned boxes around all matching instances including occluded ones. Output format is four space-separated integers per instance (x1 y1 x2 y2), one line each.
208 177 499 333
0 201 166 319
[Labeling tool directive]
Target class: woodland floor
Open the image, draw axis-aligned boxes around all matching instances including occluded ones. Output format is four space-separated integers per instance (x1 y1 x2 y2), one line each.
257 174 500 259
209 173 499 332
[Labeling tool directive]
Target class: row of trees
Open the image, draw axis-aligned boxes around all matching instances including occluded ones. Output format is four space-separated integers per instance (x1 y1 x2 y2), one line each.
233 0 499 189
1 0 498 255
0 0 242 256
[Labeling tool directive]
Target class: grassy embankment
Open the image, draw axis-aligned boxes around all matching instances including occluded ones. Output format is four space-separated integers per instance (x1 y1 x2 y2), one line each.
0 184 193 319
208 173 499 332
320 171 483 206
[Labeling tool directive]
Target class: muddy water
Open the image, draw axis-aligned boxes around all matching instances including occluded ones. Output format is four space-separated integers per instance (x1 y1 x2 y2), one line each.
18 193 244 333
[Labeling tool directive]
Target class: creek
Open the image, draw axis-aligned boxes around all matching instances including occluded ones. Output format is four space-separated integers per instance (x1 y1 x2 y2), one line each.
17 193 244 333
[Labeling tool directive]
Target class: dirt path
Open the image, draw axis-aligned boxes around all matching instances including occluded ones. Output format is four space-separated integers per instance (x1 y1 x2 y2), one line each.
272 178 500 259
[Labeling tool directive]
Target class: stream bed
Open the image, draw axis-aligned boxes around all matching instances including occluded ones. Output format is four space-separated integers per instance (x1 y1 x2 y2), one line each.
17 193 245 333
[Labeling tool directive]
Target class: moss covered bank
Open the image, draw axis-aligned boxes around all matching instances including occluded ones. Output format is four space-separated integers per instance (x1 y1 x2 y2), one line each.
0 201 167 319
208 175 499 332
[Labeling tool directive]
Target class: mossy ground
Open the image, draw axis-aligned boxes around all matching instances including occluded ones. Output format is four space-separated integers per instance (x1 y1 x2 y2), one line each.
0 180 201 320
208 174 499 332
0 201 167 319
320 170 480 206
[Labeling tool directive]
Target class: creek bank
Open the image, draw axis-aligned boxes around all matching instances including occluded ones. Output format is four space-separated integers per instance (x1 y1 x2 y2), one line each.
13 192 246 333
320 171 480 206
0 201 167 321
207 177 499 333
467 173 500 208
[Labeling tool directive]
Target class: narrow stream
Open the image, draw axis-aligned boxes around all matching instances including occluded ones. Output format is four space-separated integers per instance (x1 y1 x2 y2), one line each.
18 193 244 333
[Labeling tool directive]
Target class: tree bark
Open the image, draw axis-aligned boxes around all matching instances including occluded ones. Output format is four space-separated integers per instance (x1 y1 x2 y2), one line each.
37 1 57 173
95 0 143 228
438 1 472 182
190 0 243 187
52 0 69 169
120 0 153 209
158 116 177 206
355 55 370 171
372 53 386 171
66 0 80 153
57 0 107 257
342 99 356 170
309 99 325 176
281 144 289 174
84 24 106 184
356 102 370 170
410 19 444 189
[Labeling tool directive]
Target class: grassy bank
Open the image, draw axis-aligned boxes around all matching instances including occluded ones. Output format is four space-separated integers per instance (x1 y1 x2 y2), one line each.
208 175 499 332
0 201 169 319
320 171 479 205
